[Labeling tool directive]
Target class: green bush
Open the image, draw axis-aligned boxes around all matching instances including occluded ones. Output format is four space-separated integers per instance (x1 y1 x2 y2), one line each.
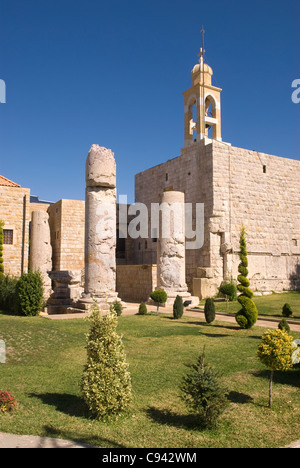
204 298 215 324
282 303 293 318
278 318 290 334
0 220 4 280
15 271 44 316
0 275 18 312
173 295 184 319
111 300 123 316
235 227 257 329
150 289 167 312
219 282 237 302
180 348 228 428
236 296 258 329
137 302 147 315
80 302 132 420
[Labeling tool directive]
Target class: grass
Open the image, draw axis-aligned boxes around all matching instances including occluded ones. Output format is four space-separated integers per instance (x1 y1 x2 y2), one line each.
200 291 300 321
0 309 299 448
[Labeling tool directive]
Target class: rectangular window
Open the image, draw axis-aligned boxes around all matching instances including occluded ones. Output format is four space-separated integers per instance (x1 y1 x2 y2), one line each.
3 229 13 245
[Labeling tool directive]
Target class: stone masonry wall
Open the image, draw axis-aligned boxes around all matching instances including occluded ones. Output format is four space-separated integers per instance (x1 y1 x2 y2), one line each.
116 264 157 303
0 185 31 276
211 141 300 292
48 199 85 273
135 140 214 291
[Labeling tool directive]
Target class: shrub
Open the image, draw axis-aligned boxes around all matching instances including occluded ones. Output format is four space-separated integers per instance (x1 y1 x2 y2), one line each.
257 329 296 408
235 226 258 329
219 282 237 302
236 296 258 329
173 295 184 319
0 390 17 413
80 302 132 420
282 303 293 318
0 275 18 312
278 318 290 334
180 348 228 428
111 300 123 316
137 302 147 315
0 220 4 280
150 289 167 313
15 271 44 316
204 298 215 324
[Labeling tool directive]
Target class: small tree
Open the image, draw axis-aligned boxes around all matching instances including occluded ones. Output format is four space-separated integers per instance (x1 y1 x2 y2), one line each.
257 329 295 408
204 298 215 324
236 226 258 329
111 300 123 316
173 295 184 319
180 348 228 427
282 303 293 318
278 318 290 334
0 220 4 280
137 302 147 315
80 302 132 420
219 281 237 310
150 289 167 313
15 270 44 316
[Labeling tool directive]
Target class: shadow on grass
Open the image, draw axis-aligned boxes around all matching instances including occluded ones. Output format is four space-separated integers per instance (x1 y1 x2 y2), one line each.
29 392 89 418
226 391 254 404
251 369 300 388
41 425 126 448
145 406 204 431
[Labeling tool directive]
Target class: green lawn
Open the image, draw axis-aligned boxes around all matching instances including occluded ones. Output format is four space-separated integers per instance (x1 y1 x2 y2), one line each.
0 310 299 448
200 291 300 320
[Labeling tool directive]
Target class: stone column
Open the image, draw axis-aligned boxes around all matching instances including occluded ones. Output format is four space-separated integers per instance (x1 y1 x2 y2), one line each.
80 144 119 310
29 210 52 299
156 190 198 306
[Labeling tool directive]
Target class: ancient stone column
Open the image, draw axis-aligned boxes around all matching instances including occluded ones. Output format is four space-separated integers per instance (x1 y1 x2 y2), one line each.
29 210 52 299
80 144 119 309
156 190 198 306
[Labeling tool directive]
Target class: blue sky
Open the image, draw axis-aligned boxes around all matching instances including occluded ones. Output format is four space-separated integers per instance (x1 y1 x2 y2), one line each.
0 0 299 203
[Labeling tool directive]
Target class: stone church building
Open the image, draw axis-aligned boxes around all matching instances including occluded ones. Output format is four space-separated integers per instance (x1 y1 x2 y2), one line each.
0 51 299 305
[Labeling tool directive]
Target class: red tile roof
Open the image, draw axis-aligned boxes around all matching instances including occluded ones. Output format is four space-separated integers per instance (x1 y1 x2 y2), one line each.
0 175 21 187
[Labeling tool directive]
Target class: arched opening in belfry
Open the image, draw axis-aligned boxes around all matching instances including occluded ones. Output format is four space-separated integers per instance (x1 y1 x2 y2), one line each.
192 103 197 141
205 95 216 139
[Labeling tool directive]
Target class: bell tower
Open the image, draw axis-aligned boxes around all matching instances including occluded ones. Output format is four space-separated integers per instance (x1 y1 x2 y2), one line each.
183 33 222 147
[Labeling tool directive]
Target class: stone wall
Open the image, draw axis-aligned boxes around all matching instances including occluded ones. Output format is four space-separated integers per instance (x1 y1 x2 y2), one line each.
211 141 300 292
48 199 85 273
0 185 31 276
135 139 300 295
116 264 157 302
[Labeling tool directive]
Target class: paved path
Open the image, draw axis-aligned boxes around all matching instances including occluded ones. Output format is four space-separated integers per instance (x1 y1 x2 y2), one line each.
2 304 299 448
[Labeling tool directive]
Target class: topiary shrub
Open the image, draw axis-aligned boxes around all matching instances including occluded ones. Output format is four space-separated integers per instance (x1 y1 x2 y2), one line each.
111 300 123 316
80 302 132 420
173 295 184 320
204 298 215 324
278 318 290 334
180 347 228 428
15 270 44 316
150 289 167 313
219 282 237 302
282 303 293 318
137 302 147 315
0 220 4 281
235 227 258 329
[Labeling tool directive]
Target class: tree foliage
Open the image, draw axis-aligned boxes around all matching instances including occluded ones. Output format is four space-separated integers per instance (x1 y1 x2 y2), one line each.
80 302 132 420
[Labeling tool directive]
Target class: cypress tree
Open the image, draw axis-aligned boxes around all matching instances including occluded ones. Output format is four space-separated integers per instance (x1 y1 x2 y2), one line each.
173 295 184 319
204 298 215 324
